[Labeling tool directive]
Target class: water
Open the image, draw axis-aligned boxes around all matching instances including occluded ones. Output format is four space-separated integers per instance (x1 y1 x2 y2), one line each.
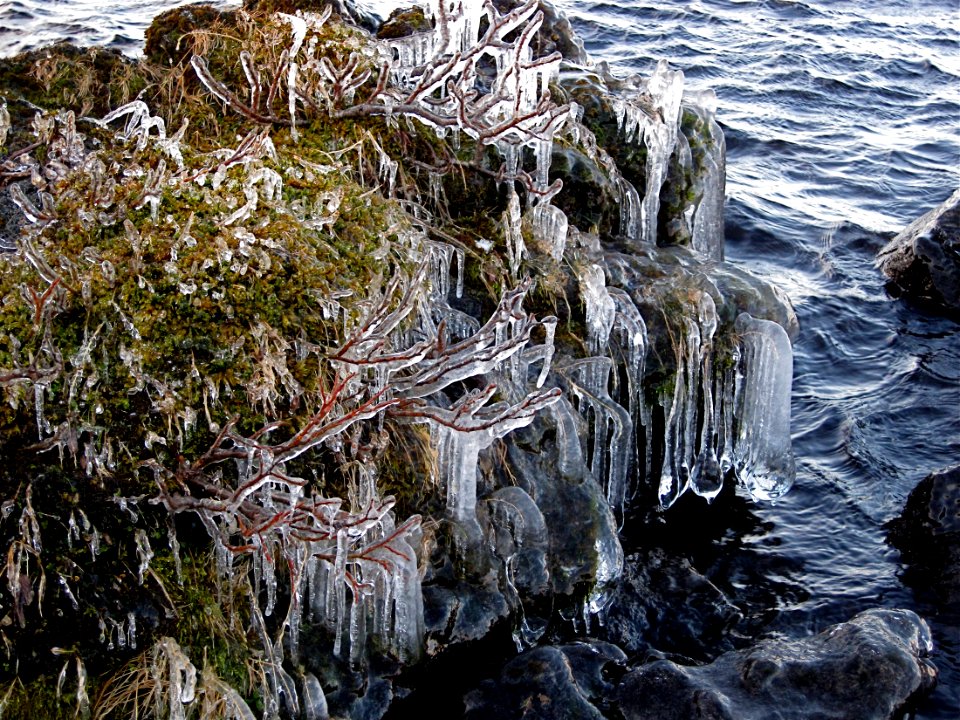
1 0 958 716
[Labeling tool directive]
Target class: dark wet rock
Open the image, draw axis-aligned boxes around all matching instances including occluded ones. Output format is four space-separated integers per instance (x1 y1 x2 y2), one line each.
492 0 589 66
615 608 938 720
464 641 626 719
376 6 431 39
878 188 960 317
887 464 960 609
505 414 623 600
602 548 742 662
422 577 511 653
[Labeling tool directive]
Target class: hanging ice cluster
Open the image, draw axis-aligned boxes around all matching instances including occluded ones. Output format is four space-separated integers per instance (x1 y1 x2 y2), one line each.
609 59 684 246
731 313 796 500
568 251 795 511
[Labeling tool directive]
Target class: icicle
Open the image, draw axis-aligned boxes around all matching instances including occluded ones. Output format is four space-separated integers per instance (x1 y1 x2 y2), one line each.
504 186 524 277
388 536 424 662
302 673 329 720
155 638 198 720
135 529 153 585
288 61 300 143
658 363 684 509
332 529 349 656
437 424 482 538
0 99 9 148
733 313 795 500
717 350 738 476
531 203 568 262
564 358 633 512
75 657 90 719
167 517 183 584
58 574 80 610
641 60 684 246
685 90 726 261
618 177 643 242
550 396 585 478
578 264 616 355
690 293 723 500
678 316 701 485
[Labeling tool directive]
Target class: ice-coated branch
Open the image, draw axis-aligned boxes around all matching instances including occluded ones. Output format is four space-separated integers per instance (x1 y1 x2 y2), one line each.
191 55 292 127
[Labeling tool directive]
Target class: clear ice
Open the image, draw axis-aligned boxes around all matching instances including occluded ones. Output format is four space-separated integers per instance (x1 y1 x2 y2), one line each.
732 313 796 501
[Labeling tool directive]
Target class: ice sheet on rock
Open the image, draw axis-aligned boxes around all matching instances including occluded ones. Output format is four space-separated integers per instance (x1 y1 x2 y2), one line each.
733 313 795 500
531 202 569 263
685 90 726 261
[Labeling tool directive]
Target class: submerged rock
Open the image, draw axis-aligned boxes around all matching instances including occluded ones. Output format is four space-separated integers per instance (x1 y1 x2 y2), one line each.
887 464 960 610
602 548 741 662
464 641 626 719
877 188 960 317
615 608 937 720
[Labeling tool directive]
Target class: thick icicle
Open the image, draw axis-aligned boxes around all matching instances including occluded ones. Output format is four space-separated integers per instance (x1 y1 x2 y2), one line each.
733 313 795 500
690 293 723 500
550 396 585 479
685 90 726 261
301 672 329 720
641 60 684 246
578 264 616 355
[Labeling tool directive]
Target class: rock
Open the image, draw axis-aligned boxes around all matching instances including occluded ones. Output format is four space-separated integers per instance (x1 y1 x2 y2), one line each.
602 548 742 662
504 414 623 600
886 464 960 609
143 3 235 66
464 641 626 719
422 578 510 651
615 608 938 720
877 188 960 317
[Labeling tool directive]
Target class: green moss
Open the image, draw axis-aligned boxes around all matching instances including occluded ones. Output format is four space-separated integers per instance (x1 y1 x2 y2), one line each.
0 677 78 720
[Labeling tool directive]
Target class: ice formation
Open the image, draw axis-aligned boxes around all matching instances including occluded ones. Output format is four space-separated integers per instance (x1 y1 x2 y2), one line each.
685 90 726 261
732 313 796 500
531 202 569 262
563 357 632 513
610 60 684 246
0 2 799 709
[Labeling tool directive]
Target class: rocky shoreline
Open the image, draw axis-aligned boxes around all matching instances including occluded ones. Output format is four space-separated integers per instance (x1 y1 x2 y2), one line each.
0 1 942 718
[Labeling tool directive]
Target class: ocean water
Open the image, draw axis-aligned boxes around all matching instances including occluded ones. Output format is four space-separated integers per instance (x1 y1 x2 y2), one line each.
1 0 958 716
